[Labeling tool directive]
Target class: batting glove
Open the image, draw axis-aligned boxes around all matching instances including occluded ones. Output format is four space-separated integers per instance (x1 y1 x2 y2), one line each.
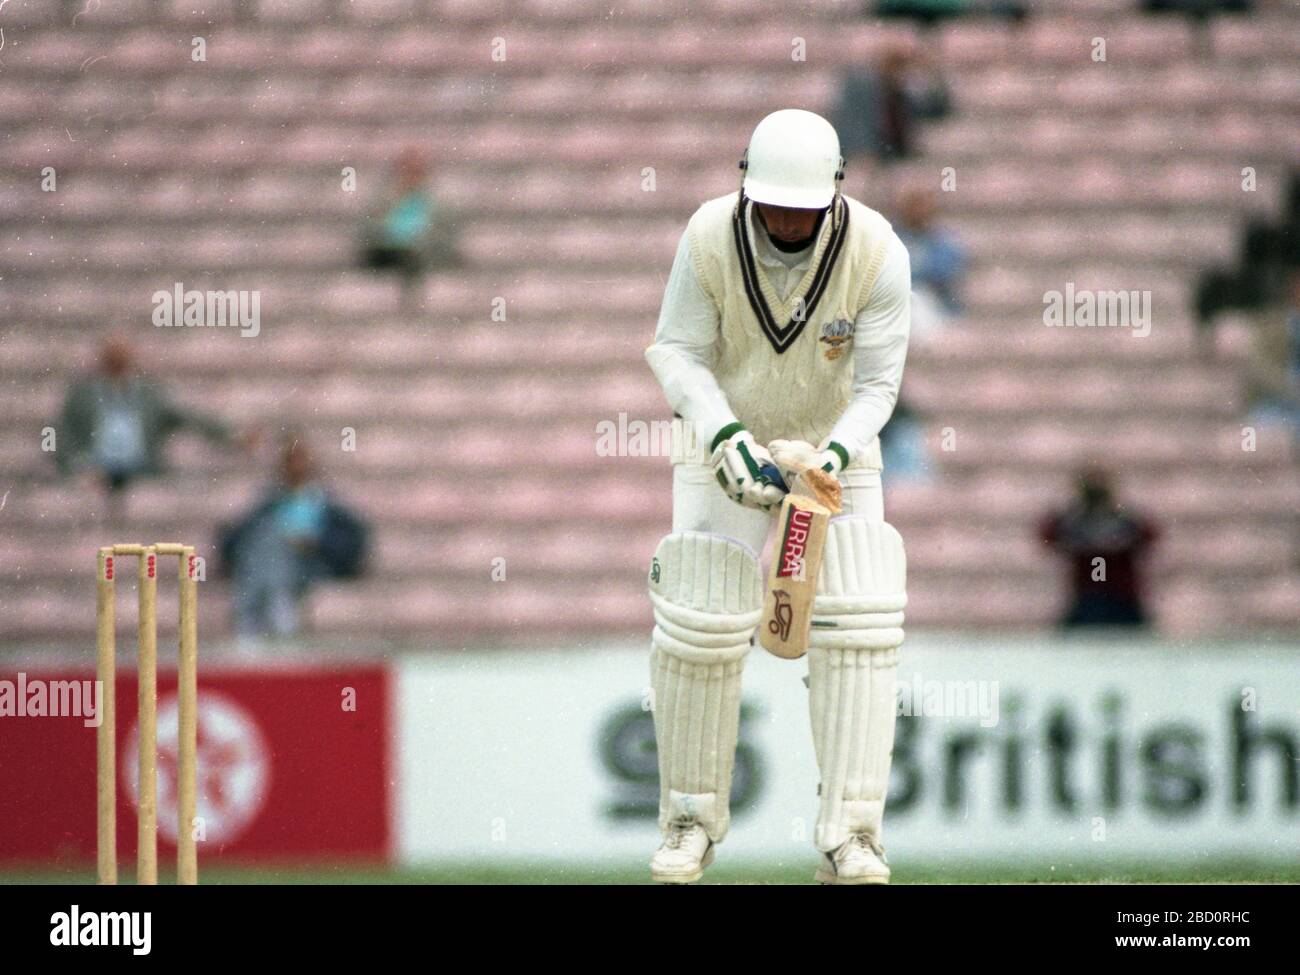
768 438 850 486
709 423 785 511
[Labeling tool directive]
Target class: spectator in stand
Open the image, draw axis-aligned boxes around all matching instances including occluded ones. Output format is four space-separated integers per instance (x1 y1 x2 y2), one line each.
219 435 369 642
894 185 967 338
359 146 461 308
875 0 1028 27
1140 0 1252 21
1242 270 1300 438
831 44 952 173
878 395 933 484
1039 467 1160 629
55 334 253 514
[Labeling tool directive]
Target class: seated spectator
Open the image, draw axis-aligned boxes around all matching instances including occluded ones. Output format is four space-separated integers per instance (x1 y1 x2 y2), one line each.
359 146 460 307
55 334 250 505
1243 271 1300 437
219 436 370 641
894 186 968 339
878 396 933 484
1194 265 1259 354
1039 467 1159 629
1194 199 1299 354
831 45 952 170
876 0 1028 27
1141 0 1253 22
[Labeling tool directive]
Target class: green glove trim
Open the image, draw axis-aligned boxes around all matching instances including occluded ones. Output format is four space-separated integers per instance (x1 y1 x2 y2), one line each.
710 421 746 453
826 441 851 472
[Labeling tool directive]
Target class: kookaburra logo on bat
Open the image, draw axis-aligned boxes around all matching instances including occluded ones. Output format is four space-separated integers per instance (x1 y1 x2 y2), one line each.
777 508 814 577
769 589 794 642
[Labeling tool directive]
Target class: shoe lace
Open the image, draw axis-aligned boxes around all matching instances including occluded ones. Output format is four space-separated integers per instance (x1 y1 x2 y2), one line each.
665 818 698 850
852 832 885 858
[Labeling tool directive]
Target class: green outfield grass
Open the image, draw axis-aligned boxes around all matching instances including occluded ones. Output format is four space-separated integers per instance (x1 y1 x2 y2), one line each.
3 859 1297 884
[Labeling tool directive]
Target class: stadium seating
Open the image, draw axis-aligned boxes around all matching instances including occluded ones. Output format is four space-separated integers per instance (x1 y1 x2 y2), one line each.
0 0 1296 644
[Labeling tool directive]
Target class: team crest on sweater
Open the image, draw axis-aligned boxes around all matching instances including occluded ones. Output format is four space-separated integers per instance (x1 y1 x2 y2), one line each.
819 318 854 360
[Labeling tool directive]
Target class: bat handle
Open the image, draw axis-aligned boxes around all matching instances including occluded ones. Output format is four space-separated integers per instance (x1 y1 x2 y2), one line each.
757 461 790 493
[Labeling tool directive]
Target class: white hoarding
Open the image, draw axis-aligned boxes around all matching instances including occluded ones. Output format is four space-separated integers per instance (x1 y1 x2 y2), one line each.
397 635 1299 864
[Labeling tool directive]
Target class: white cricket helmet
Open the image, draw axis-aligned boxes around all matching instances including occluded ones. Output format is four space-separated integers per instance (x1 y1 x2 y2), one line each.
740 109 843 210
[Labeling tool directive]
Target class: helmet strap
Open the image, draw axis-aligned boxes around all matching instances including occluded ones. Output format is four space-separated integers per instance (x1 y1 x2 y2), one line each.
735 149 749 218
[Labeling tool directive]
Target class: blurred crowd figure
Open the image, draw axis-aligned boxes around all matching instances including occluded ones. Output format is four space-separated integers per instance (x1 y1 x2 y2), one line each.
894 185 968 339
878 397 932 484
874 0 1028 25
827 45 968 494
876 187 968 487
219 437 370 642
1242 270 1300 438
831 44 952 178
1039 468 1160 629
55 335 253 518
1140 0 1253 20
1194 170 1299 352
359 146 461 308
57 336 371 644
870 0 1250 23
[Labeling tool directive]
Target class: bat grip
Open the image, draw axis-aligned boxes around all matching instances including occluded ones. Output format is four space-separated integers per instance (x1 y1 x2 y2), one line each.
757 461 790 493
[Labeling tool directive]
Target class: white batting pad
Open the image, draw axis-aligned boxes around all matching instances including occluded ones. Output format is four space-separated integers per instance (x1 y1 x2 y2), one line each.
649 531 765 658
807 517 906 851
648 532 763 841
810 516 907 650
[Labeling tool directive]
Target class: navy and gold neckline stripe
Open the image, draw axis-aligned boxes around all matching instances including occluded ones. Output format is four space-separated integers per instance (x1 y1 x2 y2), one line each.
731 194 849 355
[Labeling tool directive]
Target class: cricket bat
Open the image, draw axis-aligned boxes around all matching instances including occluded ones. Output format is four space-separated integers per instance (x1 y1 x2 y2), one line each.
758 466 841 660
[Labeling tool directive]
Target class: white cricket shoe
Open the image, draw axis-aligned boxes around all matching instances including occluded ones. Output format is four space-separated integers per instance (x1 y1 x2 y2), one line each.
651 819 715 884
816 832 891 885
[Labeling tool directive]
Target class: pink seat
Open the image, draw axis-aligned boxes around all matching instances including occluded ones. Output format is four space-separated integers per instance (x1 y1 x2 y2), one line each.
343 0 424 22
112 32 184 74
429 0 507 24
937 23 1018 67
1213 17 1300 61
258 0 335 23
164 0 240 24
72 0 156 24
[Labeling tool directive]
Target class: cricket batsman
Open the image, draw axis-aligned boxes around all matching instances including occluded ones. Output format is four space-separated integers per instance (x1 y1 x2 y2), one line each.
644 109 910 884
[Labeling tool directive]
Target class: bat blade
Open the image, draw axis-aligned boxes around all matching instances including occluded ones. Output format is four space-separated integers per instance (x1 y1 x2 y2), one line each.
758 492 831 660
